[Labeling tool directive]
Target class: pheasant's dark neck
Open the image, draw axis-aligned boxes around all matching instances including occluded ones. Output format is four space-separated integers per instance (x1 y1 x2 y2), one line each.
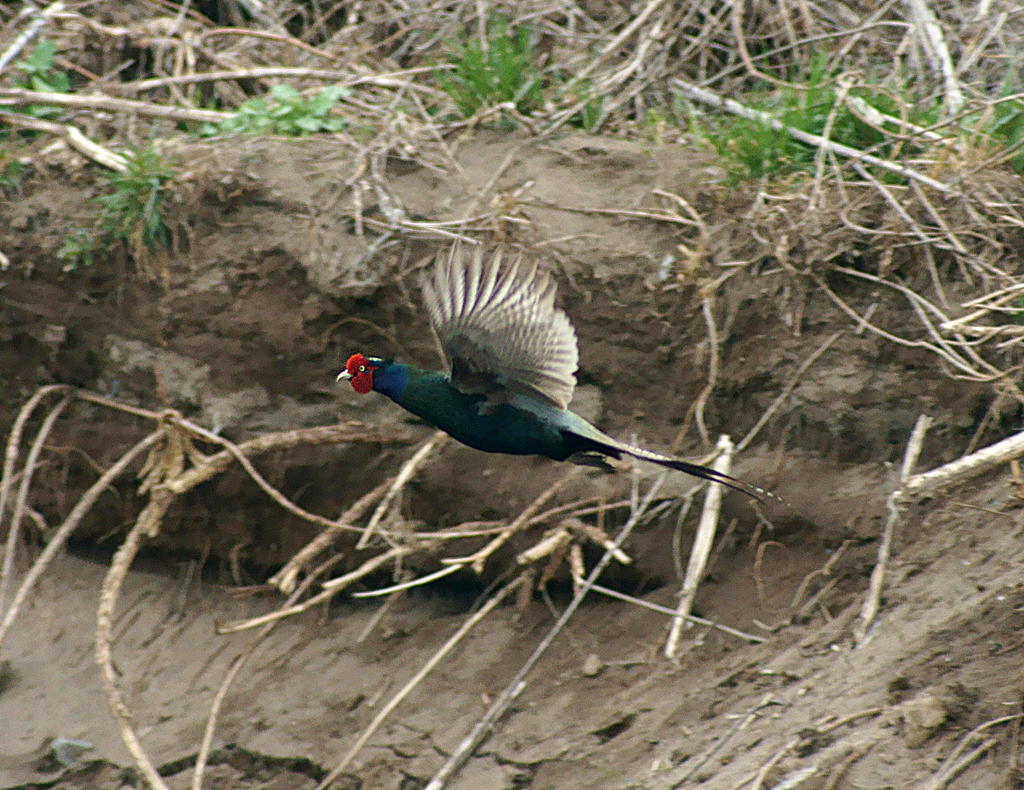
371 360 413 399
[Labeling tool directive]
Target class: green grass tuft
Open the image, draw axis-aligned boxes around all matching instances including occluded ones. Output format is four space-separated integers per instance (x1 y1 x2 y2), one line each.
694 58 940 181
8 40 71 126
199 84 349 137
58 147 177 271
437 17 543 118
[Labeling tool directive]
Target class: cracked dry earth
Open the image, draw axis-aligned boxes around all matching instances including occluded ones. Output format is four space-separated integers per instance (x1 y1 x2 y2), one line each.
1 134 1022 789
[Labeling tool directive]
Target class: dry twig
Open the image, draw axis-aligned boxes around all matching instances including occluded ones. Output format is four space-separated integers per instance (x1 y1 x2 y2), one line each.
665 433 733 659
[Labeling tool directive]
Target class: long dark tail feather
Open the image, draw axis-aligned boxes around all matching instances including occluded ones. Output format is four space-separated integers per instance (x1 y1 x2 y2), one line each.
614 443 776 503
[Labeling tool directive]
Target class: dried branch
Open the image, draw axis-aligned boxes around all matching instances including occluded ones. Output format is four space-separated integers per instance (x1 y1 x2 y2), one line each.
672 78 956 194
0 430 161 652
0 111 127 170
855 414 932 645
0 87 230 123
665 433 734 659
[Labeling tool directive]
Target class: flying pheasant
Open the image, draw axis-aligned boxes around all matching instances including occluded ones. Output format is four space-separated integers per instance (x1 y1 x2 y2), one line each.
338 246 768 500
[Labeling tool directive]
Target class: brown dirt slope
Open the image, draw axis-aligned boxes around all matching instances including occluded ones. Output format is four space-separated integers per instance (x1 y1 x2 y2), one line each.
1 135 1022 790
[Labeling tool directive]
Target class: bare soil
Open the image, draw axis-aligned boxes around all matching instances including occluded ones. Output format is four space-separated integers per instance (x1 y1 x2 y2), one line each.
1 134 1022 790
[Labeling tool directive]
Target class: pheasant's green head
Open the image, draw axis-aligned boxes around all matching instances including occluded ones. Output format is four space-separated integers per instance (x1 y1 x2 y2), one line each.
337 353 383 394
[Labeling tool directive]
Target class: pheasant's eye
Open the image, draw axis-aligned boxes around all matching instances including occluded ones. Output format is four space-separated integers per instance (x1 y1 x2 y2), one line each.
358 365 366 372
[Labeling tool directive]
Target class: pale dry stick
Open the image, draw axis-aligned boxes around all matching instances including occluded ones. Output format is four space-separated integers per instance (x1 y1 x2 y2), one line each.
357 431 447 548
220 546 414 634
809 78 852 213
909 180 971 256
0 110 129 170
819 744 872 790
919 713 1022 790
518 199 702 229
0 88 230 124
848 162 961 313
813 275 998 383
753 541 785 606
0 430 161 651
795 577 840 623
904 0 964 115
192 555 341 790
351 563 464 598
747 735 802 790
441 469 580 574
668 693 777 788
844 94 949 144
671 78 956 195
424 471 669 790
942 283 1024 331
736 332 842 453
96 486 176 790
0 2 65 73
200 26 329 57
315 573 528 789
0 395 70 614
691 297 721 446
652 189 709 237
167 416 400 534
848 162 951 253
959 8 1006 71
115 65 446 94
587 582 765 642
730 1 808 91
572 0 670 83
516 527 571 567
665 434 734 659
77 392 407 481
0 385 68 595
906 425 1024 500
790 539 854 610
269 476 394 594
832 264 1003 380
72 389 162 421
922 738 998 790
854 414 933 645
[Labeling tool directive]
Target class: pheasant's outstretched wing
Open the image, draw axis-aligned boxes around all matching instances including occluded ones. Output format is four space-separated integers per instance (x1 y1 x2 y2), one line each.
421 245 578 410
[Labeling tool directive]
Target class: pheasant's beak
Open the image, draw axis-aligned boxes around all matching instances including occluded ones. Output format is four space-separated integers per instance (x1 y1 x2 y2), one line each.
336 370 353 382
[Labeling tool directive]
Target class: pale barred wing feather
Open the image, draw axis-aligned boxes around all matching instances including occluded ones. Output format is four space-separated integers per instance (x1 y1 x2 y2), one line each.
422 246 578 409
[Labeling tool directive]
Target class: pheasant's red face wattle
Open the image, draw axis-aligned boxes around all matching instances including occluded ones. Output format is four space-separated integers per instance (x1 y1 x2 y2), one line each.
343 353 375 394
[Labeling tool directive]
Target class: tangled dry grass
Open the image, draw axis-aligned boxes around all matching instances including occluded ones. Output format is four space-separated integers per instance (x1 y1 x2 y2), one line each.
3 0 1023 389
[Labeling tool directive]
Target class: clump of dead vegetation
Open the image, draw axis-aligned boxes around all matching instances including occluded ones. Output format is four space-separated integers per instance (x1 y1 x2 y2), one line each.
4 1 1024 788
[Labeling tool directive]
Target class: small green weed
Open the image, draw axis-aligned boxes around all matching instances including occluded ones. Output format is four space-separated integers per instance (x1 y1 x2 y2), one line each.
199 84 349 137
563 77 605 131
9 40 72 124
695 58 940 181
58 147 177 271
0 158 25 194
972 71 1024 172
437 17 543 118
1009 296 1024 325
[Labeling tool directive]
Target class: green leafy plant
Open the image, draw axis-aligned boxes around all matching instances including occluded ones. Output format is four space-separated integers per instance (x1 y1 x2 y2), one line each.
0 158 25 194
564 77 604 131
437 18 543 118
58 147 177 271
973 70 1024 173
199 84 349 137
12 40 71 120
696 58 939 181
15 39 70 93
